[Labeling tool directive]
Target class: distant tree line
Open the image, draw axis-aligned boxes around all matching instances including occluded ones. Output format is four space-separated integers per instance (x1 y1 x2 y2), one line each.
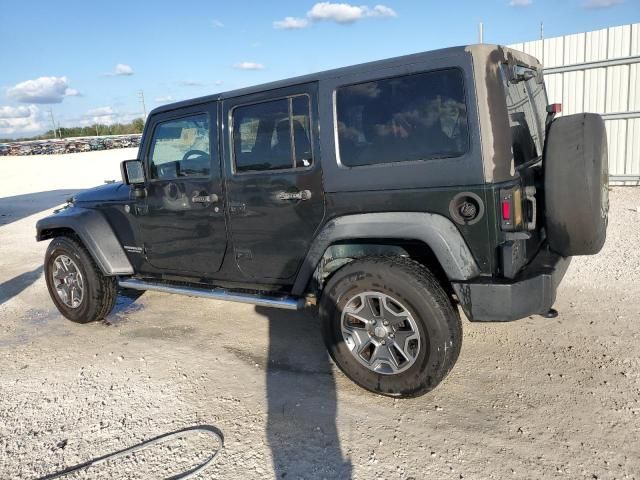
1 118 145 143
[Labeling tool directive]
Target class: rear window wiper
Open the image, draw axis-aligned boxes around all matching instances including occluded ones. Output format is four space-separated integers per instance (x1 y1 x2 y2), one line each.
510 71 536 84
515 155 543 171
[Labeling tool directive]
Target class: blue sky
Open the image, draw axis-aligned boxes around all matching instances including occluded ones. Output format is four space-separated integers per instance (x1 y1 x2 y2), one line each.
0 0 637 138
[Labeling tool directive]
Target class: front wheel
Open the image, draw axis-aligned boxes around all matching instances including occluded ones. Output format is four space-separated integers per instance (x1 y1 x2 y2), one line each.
319 257 462 398
44 236 117 323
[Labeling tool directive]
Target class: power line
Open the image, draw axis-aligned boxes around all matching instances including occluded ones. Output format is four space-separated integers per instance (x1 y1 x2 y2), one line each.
138 90 147 120
48 108 57 139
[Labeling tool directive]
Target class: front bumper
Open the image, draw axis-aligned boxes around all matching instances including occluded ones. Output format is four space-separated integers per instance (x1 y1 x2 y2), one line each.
452 249 571 322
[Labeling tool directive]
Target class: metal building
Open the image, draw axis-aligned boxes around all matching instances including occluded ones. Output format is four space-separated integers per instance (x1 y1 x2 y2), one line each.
509 23 640 184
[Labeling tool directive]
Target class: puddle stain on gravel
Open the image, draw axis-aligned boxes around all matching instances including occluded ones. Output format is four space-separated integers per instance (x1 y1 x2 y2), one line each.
0 332 30 348
126 325 196 340
23 308 58 326
103 292 146 326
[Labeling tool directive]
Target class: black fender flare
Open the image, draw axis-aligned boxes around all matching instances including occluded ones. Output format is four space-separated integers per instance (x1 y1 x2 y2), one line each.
36 206 134 276
292 212 480 295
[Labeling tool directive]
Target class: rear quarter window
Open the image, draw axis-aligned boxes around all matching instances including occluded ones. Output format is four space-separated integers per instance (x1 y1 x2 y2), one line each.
335 69 469 167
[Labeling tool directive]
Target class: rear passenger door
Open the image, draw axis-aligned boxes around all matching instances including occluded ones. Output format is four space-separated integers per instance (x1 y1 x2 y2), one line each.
222 83 324 281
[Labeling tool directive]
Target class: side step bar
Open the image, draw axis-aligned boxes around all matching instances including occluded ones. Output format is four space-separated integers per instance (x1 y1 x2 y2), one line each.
118 278 305 310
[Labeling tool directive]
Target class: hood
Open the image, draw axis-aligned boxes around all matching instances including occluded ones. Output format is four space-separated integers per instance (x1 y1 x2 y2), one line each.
73 182 129 204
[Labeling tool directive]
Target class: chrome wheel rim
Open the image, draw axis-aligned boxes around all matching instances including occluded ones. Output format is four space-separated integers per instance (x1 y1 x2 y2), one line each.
341 291 421 375
51 254 84 308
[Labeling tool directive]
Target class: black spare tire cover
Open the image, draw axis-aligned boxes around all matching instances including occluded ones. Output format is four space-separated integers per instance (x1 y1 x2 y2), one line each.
544 113 609 257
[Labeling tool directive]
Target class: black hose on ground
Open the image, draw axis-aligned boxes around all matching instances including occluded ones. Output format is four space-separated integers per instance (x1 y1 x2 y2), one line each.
36 424 224 480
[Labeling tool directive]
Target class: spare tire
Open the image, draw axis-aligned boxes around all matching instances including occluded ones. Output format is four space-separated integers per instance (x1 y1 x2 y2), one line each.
544 113 609 256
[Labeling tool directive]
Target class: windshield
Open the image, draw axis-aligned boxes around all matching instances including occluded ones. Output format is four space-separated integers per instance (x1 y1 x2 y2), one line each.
501 65 548 168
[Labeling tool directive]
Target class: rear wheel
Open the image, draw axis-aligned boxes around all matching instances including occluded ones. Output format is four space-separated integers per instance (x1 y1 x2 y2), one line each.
319 257 462 398
44 236 117 323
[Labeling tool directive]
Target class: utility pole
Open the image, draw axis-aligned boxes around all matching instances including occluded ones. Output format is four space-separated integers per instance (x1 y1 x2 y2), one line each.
138 90 147 121
49 108 57 139
479 22 484 44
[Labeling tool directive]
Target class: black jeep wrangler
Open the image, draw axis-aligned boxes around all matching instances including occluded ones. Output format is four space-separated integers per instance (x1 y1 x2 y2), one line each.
36 45 608 397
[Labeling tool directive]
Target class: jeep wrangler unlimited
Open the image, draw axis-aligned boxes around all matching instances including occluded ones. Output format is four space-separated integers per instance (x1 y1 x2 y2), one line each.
36 45 608 397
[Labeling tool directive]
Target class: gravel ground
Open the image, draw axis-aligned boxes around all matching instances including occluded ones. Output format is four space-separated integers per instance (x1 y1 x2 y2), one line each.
1 150 639 479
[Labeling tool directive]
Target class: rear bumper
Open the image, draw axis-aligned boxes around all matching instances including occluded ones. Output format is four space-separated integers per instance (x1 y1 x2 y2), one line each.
451 249 571 322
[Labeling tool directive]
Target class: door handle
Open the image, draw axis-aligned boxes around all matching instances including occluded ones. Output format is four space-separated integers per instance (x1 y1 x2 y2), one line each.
276 190 312 201
191 193 219 204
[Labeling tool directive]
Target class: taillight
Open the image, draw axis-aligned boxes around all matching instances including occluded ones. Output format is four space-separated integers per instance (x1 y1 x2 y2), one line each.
546 103 562 114
501 201 511 221
500 187 523 231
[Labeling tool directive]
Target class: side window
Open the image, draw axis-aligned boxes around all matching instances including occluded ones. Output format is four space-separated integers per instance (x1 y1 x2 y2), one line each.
335 69 469 167
149 114 210 180
233 95 312 173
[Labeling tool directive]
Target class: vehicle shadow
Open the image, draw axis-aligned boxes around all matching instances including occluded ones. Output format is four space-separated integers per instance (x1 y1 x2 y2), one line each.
0 189 82 227
254 306 352 479
0 266 44 305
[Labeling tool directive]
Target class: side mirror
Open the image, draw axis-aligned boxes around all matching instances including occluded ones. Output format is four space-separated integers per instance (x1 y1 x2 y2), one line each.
121 160 145 185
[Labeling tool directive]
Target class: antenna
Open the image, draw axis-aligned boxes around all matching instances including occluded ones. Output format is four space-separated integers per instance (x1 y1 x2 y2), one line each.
540 22 544 40
479 22 484 44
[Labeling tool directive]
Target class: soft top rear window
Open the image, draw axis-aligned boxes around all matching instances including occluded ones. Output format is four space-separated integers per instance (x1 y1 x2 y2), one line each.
501 65 548 168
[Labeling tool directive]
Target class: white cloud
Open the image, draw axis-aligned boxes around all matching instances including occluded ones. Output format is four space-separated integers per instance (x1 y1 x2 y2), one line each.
273 16 310 29
155 95 174 103
6 76 80 104
583 0 622 8
212 19 224 28
370 5 397 16
179 80 222 88
307 2 396 24
115 64 134 75
0 105 43 135
83 106 116 125
233 62 265 70
103 63 134 76
86 106 114 116
179 80 203 87
509 0 532 6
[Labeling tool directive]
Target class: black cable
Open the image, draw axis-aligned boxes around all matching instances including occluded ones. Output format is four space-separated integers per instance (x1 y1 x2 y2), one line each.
36 424 224 480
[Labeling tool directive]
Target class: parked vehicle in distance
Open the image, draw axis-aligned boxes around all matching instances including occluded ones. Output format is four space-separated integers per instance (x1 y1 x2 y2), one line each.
0 135 141 156
36 45 609 397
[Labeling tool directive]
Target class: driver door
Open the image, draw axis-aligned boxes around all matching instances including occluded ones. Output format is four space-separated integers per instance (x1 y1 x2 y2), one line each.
137 103 227 275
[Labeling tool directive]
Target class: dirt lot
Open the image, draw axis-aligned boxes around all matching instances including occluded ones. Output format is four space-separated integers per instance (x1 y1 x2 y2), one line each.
1 150 639 479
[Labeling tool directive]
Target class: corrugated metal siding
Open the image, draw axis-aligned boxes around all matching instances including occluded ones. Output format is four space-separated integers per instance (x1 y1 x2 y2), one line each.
509 23 640 183
627 119 640 174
